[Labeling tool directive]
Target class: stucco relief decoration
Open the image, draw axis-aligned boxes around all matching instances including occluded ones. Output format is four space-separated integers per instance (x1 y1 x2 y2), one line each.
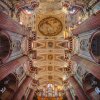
12 41 21 52
48 42 53 48
48 54 53 60
80 39 88 51
64 61 72 75
48 66 53 71
16 0 39 15
29 66 38 74
15 67 24 79
38 17 63 36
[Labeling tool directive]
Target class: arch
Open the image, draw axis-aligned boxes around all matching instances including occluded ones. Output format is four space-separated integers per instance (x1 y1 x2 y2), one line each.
0 30 12 64
62 94 68 100
21 95 26 100
89 30 100 63
82 73 100 100
0 73 18 100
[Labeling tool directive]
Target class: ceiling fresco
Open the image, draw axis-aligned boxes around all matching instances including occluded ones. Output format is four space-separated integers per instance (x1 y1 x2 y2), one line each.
38 16 63 36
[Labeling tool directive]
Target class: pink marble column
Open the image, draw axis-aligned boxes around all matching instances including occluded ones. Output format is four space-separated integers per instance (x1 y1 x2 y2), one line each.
0 11 26 35
0 55 28 81
13 76 32 100
72 11 100 35
72 55 100 80
27 89 34 100
66 89 73 100
68 76 88 100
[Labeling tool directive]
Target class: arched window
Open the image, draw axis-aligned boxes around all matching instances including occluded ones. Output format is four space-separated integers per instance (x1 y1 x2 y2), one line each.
89 31 100 63
0 31 11 64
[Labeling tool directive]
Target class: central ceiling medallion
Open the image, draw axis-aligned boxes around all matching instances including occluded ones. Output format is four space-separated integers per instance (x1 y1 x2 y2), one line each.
48 66 53 71
38 16 63 36
48 54 53 60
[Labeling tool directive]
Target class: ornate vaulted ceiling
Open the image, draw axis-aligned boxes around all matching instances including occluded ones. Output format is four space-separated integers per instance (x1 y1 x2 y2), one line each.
17 0 90 90
32 1 68 89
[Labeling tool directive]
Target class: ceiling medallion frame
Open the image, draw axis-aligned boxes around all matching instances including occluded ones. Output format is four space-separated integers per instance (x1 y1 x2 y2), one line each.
38 16 63 36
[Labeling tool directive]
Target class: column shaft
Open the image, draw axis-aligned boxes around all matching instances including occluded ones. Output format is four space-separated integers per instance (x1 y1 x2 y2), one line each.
27 89 34 100
72 11 100 35
66 89 73 100
0 56 28 81
0 11 26 35
13 76 32 100
72 55 100 80
68 76 88 100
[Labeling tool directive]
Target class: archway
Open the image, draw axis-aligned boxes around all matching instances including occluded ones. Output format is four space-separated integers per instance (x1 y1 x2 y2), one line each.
90 30 100 63
82 73 100 100
21 95 26 100
0 31 11 64
63 94 68 100
0 74 18 100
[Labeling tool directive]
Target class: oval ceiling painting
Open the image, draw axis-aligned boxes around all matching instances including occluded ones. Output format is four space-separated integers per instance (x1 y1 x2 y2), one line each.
38 17 63 36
